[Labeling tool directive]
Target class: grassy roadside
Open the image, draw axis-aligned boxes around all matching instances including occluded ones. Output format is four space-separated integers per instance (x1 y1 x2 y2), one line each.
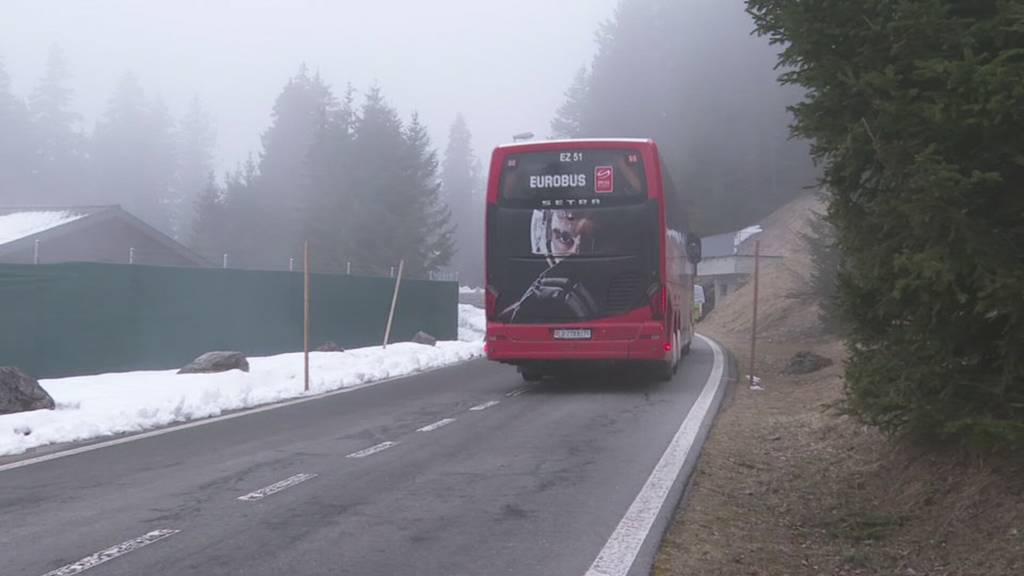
655 328 1024 575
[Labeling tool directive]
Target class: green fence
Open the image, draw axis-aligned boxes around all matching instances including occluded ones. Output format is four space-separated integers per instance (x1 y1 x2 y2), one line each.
0 263 457 379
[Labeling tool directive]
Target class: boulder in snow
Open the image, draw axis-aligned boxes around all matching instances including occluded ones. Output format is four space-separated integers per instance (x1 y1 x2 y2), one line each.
316 341 345 352
782 351 833 375
178 351 250 374
411 331 437 347
0 367 56 415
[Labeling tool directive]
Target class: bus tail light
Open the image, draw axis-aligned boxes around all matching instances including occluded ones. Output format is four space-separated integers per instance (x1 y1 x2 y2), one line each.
648 284 666 320
485 285 499 321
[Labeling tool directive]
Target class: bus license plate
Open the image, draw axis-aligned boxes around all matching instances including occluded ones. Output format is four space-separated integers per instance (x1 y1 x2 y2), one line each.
553 329 592 340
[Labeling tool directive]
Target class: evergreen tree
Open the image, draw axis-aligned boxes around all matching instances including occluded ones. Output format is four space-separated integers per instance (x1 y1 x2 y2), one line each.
220 156 263 269
189 158 261 269
91 72 177 233
28 45 85 204
559 0 816 235
254 65 338 269
0 57 34 204
346 85 409 274
442 113 483 285
748 0 1024 447
188 172 224 263
550 66 589 139
401 113 454 276
305 85 357 273
797 205 840 332
174 96 217 240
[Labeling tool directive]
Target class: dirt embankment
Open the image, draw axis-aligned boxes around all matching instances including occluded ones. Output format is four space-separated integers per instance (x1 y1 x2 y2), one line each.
656 195 1024 575
700 193 823 341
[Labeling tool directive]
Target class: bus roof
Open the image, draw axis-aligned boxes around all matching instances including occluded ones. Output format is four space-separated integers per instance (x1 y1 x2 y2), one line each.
493 138 656 152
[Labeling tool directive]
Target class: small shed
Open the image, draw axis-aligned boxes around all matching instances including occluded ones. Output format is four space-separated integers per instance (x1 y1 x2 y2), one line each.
0 206 209 267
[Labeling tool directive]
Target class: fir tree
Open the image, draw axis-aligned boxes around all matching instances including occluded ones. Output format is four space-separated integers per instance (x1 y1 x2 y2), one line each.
91 72 176 233
0 57 34 203
550 66 589 139
560 0 816 235
747 0 1024 447
253 65 338 268
28 45 85 204
174 96 217 240
305 85 357 273
442 113 483 285
346 85 408 274
188 172 224 263
401 113 454 276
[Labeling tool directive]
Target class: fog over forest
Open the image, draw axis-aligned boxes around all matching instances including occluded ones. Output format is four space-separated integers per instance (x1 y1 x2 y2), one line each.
1 0 815 284
0 0 618 170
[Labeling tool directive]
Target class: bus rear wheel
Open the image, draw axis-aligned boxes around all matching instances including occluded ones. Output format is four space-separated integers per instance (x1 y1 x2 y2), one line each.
656 330 680 381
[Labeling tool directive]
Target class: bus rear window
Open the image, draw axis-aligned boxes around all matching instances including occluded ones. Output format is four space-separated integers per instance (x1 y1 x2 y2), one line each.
499 149 646 207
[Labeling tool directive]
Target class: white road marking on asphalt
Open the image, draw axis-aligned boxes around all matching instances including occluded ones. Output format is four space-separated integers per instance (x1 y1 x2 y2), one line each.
237 473 318 502
416 418 456 432
40 529 179 576
469 400 500 411
346 441 398 458
584 334 726 576
505 387 528 398
0 365 459 473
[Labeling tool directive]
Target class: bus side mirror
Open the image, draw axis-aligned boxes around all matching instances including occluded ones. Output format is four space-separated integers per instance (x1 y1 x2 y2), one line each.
686 236 702 264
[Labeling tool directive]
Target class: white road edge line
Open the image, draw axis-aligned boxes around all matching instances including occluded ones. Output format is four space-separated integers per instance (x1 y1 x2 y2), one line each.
237 473 318 502
469 400 500 411
584 334 725 576
0 363 463 473
40 528 180 576
505 387 528 398
417 418 456 432
346 441 398 458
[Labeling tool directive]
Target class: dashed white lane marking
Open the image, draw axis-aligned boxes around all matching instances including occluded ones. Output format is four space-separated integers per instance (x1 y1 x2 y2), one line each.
417 418 456 432
469 400 501 411
237 473 318 502
346 441 398 458
584 335 726 576
505 387 528 398
40 529 180 576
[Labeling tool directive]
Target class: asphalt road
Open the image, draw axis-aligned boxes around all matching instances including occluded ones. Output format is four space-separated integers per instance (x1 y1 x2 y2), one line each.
1 336 729 576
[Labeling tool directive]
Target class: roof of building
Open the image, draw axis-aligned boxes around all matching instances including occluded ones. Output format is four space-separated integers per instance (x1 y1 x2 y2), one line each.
0 207 97 246
701 225 764 259
0 205 209 266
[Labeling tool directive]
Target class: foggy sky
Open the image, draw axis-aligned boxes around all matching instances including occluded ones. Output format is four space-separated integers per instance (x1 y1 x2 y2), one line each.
1 0 618 174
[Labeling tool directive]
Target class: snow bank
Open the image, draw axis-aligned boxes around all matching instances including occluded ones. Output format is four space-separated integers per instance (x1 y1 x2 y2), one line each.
1 340 484 457
0 210 87 246
459 286 483 295
458 304 486 342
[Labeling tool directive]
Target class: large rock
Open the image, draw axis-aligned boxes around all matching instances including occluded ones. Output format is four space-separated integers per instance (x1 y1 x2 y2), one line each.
411 331 437 347
178 351 250 374
782 351 834 375
0 367 55 415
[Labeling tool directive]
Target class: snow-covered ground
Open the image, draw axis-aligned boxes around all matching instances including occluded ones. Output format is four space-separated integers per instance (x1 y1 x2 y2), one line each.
458 303 486 342
459 286 483 294
0 210 87 246
0 306 488 457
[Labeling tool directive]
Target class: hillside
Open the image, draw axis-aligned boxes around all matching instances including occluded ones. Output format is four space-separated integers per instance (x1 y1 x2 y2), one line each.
657 195 1024 575
701 193 824 340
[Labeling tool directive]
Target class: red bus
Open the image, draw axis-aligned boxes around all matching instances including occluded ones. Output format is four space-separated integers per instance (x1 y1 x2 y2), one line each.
484 139 702 381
